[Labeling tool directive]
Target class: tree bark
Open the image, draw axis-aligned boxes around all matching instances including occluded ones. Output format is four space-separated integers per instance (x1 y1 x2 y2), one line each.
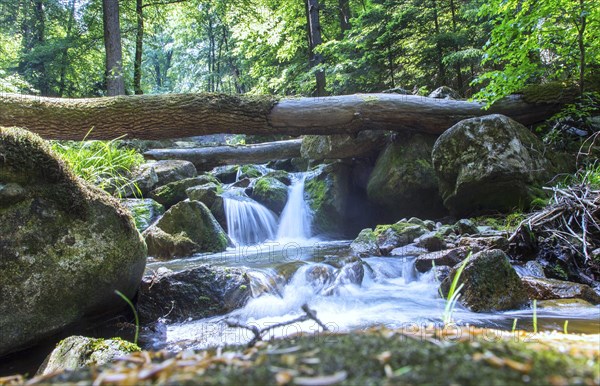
338 0 351 38
0 92 565 140
134 0 144 95
306 0 326 96
102 0 125 96
144 139 302 171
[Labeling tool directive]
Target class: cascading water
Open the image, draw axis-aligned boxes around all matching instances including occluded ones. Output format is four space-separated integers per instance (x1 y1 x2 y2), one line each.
223 190 278 246
276 174 312 241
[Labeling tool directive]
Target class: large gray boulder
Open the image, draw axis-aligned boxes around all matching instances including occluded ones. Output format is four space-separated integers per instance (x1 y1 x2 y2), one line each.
142 200 230 259
440 249 528 312
367 135 446 221
0 127 147 357
136 265 251 323
122 160 197 197
186 182 226 228
432 114 554 215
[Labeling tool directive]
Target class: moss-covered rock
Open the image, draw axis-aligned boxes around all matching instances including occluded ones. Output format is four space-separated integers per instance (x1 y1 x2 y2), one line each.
521 276 600 304
38 336 139 375
149 175 216 209
367 135 446 221
373 221 429 253
237 164 265 180
432 115 556 216
249 176 289 214
350 228 381 257
441 249 528 312
305 162 352 235
0 127 147 357
185 182 226 228
210 165 239 184
142 200 230 259
121 198 164 232
300 131 387 160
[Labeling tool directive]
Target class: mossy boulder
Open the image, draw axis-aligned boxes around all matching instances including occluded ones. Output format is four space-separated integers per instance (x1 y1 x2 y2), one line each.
249 176 289 214
441 249 528 312
373 221 429 253
367 135 446 222
300 131 386 160
149 175 216 209
186 182 226 228
136 265 251 323
350 228 381 257
38 336 139 375
237 164 265 180
142 200 230 259
432 114 555 216
210 165 239 183
263 170 292 185
0 127 147 357
305 162 352 236
121 198 164 232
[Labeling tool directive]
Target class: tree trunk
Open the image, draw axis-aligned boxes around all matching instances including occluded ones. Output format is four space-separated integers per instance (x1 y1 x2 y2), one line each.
58 0 77 96
577 0 587 97
432 0 446 86
102 0 125 96
144 139 302 171
0 93 566 140
134 0 144 95
306 0 326 96
338 0 351 38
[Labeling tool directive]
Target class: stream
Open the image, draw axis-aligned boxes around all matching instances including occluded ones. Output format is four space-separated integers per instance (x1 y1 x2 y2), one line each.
146 172 600 351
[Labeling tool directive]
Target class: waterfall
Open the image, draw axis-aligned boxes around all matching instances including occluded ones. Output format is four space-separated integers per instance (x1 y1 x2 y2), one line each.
223 191 278 246
276 174 312 241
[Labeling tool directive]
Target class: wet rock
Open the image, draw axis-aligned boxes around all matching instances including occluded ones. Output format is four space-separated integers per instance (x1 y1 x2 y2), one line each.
390 244 428 257
118 163 159 197
264 170 292 186
457 236 509 252
323 262 365 295
415 231 446 252
440 249 528 312
432 115 555 215
143 201 230 259
414 248 468 273
0 127 147 357
350 229 381 257
373 221 429 254
367 135 446 221
537 298 595 309
121 198 164 232
237 165 265 180
304 264 337 292
454 219 479 235
125 160 197 197
232 177 252 188
38 336 139 375
430 266 451 283
186 183 226 228
211 165 239 183
301 131 386 160
249 176 289 214
521 277 600 305
149 176 215 209
137 265 251 324
428 86 460 99
305 162 352 235
514 261 546 278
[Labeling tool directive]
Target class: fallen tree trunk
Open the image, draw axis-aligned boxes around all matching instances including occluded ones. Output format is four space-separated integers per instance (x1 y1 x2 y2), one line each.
0 93 563 140
144 139 302 171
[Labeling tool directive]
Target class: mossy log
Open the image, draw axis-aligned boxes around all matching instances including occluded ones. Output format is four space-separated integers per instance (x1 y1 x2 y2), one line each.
144 139 302 170
0 93 564 140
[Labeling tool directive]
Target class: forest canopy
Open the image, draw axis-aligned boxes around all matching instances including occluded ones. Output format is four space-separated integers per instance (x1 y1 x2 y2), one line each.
0 0 598 101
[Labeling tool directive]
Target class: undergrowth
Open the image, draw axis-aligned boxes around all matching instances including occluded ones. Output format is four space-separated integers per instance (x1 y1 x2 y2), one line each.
51 136 144 197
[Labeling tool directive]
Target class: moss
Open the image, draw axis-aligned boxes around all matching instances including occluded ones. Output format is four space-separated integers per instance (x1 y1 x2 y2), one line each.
238 165 263 179
239 285 248 291
90 337 140 354
251 176 288 213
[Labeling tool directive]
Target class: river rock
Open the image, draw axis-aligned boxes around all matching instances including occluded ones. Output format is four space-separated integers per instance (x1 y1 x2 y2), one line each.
390 244 428 257
322 262 365 295
521 277 600 304
428 86 460 99
149 176 216 208
211 165 239 183
457 236 509 252
0 127 147 357
440 249 528 312
143 200 230 259
124 160 198 197
432 114 554 215
305 162 352 235
374 221 429 254
186 182 226 228
415 231 446 252
121 198 164 232
249 176 289 214
367 135 446 221
301 131 387 160
118 163 159 197
38 336 139 375
453 219 479 235
414 248 468 273
137 265 251 323
350 228 381 257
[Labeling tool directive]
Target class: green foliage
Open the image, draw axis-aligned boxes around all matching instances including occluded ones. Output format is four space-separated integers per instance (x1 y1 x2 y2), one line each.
114 290 140 346
443 253 471 325
51 136 144 197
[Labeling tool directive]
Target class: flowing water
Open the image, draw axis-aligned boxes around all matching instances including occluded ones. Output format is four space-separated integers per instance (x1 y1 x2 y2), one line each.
148 169 600 351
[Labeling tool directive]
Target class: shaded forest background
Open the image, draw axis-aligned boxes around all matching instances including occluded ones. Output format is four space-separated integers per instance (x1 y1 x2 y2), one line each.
0 0 598 104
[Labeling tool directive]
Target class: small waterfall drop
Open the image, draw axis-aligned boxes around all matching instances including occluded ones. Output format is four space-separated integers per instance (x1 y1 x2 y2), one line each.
276 174 312 240
223 190 278 246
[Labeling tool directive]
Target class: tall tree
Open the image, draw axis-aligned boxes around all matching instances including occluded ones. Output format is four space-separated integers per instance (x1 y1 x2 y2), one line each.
338 0 351 38
134 0 144 94
305 0 326 96
102 0 125 96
